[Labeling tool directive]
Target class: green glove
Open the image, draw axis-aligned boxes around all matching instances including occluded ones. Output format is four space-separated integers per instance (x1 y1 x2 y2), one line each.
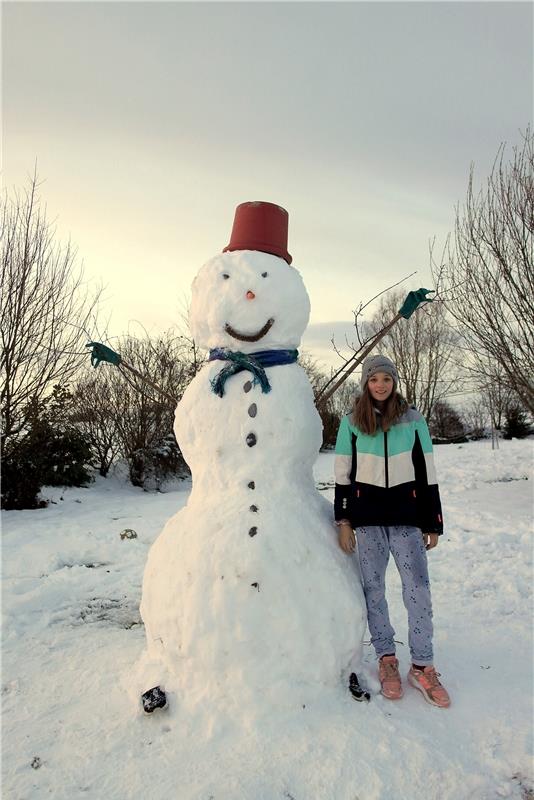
86 342 122 368
398 288 434 319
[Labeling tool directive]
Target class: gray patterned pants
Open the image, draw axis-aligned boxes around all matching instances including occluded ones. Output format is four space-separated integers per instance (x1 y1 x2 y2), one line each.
355 525 434 665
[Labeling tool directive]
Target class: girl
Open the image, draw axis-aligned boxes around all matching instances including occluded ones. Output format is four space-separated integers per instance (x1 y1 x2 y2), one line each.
334 354 450 707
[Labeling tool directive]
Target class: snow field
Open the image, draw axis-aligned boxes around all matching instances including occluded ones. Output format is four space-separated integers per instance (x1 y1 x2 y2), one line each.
2 439 533 800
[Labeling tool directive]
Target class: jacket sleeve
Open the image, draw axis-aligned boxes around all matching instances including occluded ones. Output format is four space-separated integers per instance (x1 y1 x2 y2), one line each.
412 415 444 534
334 414 354 522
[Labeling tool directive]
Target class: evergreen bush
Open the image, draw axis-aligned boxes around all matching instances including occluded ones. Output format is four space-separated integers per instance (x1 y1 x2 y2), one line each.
503 403 531 439
429 400 468 444
129 434 188 491
1 387 93 510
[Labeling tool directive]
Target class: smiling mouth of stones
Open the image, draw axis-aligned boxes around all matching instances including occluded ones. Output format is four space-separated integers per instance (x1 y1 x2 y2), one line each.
224 318 274 342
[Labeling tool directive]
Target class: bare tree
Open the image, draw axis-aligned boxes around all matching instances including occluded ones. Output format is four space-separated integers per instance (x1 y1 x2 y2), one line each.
299 352 335 446
1 174 102 443
176 293 204 379
299 352 326 396
299 353 359 447
474 361 513 431
329 379 360 419
432 127 534 413
317 273 432 408
461 396 489 440
368 289 459 418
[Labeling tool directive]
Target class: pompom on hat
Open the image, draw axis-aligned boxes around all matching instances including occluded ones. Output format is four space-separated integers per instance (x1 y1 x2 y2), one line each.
360 354 399 390
223 201 292 264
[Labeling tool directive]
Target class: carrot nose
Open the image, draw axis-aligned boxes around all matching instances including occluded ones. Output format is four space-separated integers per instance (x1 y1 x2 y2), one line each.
246 290 256 300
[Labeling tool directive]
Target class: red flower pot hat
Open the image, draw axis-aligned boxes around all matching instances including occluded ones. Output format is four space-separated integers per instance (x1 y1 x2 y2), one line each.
223 201 292 264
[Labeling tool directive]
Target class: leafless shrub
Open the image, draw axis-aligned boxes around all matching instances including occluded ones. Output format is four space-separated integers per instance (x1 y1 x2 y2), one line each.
69 369 121 477
76 327 204 486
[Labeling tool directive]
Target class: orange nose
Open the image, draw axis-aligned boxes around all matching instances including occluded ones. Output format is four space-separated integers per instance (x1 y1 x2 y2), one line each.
246 290 256 300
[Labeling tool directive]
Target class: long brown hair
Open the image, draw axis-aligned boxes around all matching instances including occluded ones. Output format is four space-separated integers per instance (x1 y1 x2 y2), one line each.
352 385 408 435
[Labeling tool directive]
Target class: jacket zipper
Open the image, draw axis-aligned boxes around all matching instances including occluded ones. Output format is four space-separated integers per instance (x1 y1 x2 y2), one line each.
383 429 389 488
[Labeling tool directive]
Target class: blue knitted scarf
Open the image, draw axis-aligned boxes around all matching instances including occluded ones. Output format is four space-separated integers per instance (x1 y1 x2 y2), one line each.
209 348 298 398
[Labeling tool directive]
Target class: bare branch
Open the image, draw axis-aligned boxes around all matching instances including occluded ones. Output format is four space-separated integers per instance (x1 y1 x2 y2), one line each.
1 174 102 442
431 126 534 413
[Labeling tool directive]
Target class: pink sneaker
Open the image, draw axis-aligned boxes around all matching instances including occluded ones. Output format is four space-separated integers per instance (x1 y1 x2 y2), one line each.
408 666 451 708
378 655 404 699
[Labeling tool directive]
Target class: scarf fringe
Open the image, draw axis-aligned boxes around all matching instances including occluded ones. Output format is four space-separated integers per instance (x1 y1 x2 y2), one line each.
209 348 298 398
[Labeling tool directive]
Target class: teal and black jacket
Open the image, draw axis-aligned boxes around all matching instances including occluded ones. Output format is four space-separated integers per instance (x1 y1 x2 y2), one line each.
334 406 443 534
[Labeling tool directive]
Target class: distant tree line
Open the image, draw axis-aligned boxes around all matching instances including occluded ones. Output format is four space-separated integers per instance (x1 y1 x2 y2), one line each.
2 129 532 509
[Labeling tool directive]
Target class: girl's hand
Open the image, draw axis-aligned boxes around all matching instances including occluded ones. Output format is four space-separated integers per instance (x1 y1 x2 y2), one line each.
339 524 356 554
423 532 439 550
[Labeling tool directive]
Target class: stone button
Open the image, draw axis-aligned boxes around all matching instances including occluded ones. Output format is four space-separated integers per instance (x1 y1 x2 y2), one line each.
243 381 252 393
249 527 258 537
248 481 255 490
250 504 259 512
246 433 257 447
248 403 257 418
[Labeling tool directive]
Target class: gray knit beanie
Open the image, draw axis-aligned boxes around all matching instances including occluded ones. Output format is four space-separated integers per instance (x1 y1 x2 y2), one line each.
360 354 399 390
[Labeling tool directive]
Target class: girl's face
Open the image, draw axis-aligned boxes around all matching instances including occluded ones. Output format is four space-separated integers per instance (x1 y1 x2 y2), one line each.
367 372 395 402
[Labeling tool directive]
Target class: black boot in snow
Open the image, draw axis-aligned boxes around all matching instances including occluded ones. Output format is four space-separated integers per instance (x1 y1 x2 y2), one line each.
349 673 370 702
141 686 168 713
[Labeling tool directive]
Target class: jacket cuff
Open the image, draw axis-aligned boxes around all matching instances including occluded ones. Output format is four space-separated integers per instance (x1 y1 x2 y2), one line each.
334 483 352 521
420 519 443 534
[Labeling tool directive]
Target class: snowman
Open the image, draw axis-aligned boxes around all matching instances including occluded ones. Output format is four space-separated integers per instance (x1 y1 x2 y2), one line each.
136 202 367 714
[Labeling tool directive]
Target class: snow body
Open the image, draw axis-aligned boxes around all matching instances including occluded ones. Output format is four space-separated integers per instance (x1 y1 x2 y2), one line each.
138 250 366 712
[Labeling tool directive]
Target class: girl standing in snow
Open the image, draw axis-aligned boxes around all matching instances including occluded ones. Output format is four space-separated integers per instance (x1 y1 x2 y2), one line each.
334 354 451 707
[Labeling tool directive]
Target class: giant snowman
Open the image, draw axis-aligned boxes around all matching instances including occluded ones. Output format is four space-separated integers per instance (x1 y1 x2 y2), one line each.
136 202 366 715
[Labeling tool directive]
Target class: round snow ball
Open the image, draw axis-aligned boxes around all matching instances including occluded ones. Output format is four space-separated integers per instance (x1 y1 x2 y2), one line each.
189 250 310 352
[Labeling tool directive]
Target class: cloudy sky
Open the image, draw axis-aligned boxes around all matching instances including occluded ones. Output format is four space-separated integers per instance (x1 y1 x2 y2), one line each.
4 1 532 367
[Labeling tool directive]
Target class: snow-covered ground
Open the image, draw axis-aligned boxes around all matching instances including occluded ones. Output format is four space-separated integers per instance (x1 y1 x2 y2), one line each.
2 440 533 800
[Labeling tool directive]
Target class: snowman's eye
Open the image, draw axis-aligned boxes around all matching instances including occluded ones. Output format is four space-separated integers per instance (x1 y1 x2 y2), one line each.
222 273 230 280
261 272 268 278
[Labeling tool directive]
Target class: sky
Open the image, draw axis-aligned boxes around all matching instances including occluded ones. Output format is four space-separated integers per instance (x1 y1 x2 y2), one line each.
3 1 533 368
